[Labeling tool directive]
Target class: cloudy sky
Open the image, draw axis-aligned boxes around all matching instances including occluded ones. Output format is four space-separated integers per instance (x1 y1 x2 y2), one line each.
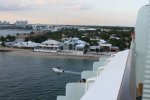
0 0 148 26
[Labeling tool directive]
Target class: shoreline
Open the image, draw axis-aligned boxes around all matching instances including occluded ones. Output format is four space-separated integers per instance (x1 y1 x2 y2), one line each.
0 47 110 59
11 51 106 59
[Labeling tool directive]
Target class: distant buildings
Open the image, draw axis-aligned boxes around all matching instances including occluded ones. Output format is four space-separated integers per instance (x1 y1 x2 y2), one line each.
0 20 29 29
78 28 96 31
4 36 115 54
0 21 10 25
15 21 28 27
101 29 111 32
110 34 120 40
8 37 89 54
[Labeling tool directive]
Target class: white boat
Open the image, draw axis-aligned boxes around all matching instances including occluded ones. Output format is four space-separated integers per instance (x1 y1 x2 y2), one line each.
52 67 64 73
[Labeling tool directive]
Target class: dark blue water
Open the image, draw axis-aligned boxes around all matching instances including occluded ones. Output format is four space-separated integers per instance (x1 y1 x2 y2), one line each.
0 52 96 100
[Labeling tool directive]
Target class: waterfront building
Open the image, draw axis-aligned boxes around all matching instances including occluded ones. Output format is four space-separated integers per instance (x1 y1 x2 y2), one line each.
111 46 119 52
90 39 112 53
5 42 17 47
61 37 87 53
13 41 39 49
98 39 112 52
99 43 112 52
34 39 61 53
89 46 100 52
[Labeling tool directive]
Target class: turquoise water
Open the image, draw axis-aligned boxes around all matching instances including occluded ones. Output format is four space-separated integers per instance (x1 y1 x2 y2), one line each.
0 52 96 100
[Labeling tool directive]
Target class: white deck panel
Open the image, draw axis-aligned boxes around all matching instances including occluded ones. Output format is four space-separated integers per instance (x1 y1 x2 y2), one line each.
81 50 129 100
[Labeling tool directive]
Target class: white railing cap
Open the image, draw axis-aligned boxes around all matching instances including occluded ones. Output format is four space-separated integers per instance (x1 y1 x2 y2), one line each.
81 50 129 100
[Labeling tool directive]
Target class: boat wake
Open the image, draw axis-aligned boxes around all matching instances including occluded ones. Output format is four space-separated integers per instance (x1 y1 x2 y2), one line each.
64 71 81 75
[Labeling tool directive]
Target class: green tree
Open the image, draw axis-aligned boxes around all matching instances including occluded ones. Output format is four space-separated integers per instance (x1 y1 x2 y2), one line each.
109 38 126 50
29 35 48 43
0 36 6 46
6 35 16 42
90 40 98 46
25 37 30 42
80 37 91 44
99 32 110 40
84 44 89 54
0 36 6 42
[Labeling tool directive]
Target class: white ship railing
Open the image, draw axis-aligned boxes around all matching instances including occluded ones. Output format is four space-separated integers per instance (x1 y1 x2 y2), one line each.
57 56 108 100
81 41 136 100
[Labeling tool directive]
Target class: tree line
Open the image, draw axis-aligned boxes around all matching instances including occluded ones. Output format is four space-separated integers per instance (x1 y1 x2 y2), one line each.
0 26 134 50
0 35 16 46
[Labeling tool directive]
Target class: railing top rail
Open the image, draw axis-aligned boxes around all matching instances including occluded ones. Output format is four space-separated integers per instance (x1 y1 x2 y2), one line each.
81 50 129 100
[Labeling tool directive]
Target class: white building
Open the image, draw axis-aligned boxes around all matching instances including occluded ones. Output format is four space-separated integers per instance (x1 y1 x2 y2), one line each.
78 28 96 31
62 37 86 51
32 24 50 32
99 39 106 44
0 21 9 25
16 21 28 27
90 39 111 53
90 46 100 52
34 39 61 53
13 41 39 49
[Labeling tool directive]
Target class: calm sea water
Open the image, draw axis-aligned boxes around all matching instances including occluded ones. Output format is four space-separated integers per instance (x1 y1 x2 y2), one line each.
0 29 32 36
0 52 96 100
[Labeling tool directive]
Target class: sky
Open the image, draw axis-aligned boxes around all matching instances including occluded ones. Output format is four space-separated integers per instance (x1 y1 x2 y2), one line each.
0 0 149 26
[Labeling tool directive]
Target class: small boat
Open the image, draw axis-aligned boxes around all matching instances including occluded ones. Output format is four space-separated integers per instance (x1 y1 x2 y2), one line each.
52 67 64 73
